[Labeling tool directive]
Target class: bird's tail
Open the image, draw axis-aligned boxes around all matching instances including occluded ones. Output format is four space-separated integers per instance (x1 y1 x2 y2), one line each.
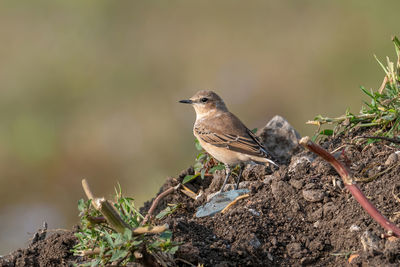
251 156 279 168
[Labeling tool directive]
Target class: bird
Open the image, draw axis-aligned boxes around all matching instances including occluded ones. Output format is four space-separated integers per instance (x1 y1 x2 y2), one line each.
179 90 278 192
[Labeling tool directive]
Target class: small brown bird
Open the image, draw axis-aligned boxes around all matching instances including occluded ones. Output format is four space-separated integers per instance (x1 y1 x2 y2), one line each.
180 90 278 192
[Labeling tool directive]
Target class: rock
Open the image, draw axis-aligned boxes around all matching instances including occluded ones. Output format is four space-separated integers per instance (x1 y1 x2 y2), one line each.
248 234 262 250
271 180 293 200
288 155 313 175
302 189 325 202
289 179 304 190
308 239 324 251
263 175 276 184
248 208 260 216
349 224 361 232
385 151 400 166
257 115 302 163
286 242 303 258
198 189 250 217
360 230 382 254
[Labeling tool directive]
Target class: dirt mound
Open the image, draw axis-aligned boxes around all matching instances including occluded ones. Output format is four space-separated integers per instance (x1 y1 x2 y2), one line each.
1 126 400 266
0 228 78 267
142 126 400 266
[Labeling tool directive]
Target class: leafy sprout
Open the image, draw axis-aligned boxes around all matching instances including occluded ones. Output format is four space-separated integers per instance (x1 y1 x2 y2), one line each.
72 186 179 266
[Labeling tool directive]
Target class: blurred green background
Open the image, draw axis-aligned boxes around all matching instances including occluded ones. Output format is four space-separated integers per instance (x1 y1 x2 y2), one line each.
0 0 399 254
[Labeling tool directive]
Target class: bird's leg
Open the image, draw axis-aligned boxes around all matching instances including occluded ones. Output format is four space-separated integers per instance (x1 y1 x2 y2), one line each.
235 163 245 189
220 164 231 192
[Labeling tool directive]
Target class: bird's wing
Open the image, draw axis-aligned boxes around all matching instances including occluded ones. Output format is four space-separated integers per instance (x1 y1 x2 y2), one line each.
194 113 277 164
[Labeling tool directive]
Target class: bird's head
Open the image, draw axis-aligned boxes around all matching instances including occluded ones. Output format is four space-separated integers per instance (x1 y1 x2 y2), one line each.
179 90 228 118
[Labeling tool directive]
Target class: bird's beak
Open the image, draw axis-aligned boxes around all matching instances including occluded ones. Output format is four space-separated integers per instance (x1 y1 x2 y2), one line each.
179 99 193 104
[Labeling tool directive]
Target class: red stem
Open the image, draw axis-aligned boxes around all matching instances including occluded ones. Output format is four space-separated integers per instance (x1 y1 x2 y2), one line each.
300 137 400 238
141 184 180 225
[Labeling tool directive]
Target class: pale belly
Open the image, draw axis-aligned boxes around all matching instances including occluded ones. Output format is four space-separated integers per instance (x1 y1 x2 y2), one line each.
197 136 253 166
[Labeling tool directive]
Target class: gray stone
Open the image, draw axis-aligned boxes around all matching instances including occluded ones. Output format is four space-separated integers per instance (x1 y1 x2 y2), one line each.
385 151 400 166
302 189 325 202
257 115 302 163
361 230 382 254
248 234 262 249
288 155 313 174
196 189 250 218
248 208 260 216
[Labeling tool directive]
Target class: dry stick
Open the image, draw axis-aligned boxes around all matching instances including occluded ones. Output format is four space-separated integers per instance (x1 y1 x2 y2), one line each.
141 184 181 225
378 76 388 94
82 179 131 233
300 136 400 238
82 179 95 203
221 194 250 214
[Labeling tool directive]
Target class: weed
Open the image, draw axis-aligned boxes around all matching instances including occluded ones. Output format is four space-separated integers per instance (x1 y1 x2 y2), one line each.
72 185 178 266
182 138 224 184
308 36 400 141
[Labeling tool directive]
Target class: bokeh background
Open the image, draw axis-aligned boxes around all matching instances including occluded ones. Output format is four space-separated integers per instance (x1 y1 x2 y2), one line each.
0 0 399 254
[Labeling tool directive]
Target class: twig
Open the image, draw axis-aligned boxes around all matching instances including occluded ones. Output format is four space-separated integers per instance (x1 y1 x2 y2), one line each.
80 247 101 256
82 179 95 202
176 258 196 266
378 76 388 94
300 136 400 238
180 184 198 200
142 184 180 225
221 194 249 214
133 224 169 234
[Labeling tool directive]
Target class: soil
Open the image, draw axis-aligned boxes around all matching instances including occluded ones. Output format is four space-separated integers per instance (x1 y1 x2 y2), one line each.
1 126 400 266
0 228 78 267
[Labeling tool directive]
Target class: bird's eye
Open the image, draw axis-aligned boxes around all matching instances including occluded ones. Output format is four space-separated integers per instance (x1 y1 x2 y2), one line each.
200 97 208 103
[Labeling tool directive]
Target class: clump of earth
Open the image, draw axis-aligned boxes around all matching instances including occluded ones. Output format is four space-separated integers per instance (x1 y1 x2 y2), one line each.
1 116 400 266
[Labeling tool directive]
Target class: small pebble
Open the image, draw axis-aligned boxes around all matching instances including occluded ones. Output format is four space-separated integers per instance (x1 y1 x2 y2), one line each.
385 151 400 166
361 230 381 253
302 189 325 202
263 175 276 184
248 208 260 216
289 179 303 190
349 224 360 232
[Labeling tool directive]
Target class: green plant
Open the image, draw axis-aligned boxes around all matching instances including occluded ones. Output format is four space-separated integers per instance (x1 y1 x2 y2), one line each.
182 138 225 184
72 185 179 266
308 36 400 140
